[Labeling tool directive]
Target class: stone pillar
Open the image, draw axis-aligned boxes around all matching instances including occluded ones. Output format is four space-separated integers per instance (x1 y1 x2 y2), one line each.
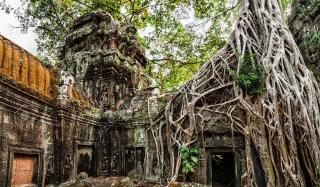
194 150 207 184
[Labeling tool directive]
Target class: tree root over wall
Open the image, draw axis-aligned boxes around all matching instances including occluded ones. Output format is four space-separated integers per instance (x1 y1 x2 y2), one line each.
161 0 320 186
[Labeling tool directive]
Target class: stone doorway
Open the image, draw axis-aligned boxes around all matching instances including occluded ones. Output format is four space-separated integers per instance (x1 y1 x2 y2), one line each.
7 147 43 187
75 143 93 177
206 148 243 187
211 152 236 187
11 154 38 187
124 147 145 176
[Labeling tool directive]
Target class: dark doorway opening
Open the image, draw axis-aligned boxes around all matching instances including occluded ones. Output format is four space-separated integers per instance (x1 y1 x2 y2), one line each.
124 147 145 176
211 152 236 187
77 145 93 176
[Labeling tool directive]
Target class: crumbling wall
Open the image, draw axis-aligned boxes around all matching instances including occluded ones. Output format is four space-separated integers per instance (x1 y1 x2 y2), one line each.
55 107 98 184
0 10 162 187
0 62 99 187
96 90 151 178
61 12 150 111
0 78 56 186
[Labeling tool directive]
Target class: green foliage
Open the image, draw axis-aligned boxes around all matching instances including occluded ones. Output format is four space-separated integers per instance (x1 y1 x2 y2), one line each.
0 0 296 91
0 0 236 91
234 53 266 96
280 0 292 12
305 31 320 45
179 146 200 175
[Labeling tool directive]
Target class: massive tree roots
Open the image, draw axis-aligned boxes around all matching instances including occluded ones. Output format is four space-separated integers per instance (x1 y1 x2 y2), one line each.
163 0 320 186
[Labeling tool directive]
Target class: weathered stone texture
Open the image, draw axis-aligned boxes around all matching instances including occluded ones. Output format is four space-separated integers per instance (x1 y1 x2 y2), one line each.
0 11 246 187
0 68 98 186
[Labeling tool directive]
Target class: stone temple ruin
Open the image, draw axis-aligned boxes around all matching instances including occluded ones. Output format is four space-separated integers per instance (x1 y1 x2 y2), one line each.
0 11 246 187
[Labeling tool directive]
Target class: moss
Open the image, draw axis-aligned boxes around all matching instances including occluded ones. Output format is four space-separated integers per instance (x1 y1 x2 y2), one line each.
289 1 320 82
68 22 94 41
80 107 103 118
133 111 149 122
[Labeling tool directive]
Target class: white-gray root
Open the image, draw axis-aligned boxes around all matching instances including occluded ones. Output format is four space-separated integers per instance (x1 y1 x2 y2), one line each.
162 0 320 186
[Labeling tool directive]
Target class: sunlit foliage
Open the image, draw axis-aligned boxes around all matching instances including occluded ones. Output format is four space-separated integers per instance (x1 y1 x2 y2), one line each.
0 0 292 91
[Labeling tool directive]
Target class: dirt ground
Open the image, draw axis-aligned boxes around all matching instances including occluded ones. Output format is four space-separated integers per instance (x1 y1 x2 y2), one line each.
60 176 162 187
60 176 208 187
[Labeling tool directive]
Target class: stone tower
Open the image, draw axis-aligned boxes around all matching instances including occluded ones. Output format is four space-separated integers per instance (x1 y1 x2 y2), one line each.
61 11 149 110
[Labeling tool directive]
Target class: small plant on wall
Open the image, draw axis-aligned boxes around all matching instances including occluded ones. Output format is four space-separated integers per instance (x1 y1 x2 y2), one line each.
179 146 200 181
233 52 266 96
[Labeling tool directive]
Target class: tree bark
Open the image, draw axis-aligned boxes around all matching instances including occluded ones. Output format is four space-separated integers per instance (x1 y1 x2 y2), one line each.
164 0 320 186
289 0 320 80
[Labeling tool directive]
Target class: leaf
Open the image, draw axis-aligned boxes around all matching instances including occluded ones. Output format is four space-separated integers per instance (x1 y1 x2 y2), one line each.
190 147 200 154
191 156 199 163
182 167 188 174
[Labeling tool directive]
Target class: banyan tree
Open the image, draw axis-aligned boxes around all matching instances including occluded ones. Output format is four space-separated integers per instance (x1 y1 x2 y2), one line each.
164 0 320 186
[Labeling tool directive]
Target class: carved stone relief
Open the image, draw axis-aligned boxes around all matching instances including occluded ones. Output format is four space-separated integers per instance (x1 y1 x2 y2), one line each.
63 152 72 181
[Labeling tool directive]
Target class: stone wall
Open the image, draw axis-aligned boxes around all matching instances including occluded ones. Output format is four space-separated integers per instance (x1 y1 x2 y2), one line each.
0 35 56 101
0 10 248 186
0 76 56 186
61 12 150 111
0 11 153 186
0 73 99 186
53 105 98 185
95 90 151 178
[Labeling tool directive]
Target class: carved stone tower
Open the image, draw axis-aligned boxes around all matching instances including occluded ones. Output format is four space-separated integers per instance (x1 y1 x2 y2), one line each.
61 12 148 110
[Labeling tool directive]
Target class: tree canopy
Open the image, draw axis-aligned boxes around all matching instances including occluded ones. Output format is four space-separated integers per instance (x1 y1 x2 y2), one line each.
0 0 292 91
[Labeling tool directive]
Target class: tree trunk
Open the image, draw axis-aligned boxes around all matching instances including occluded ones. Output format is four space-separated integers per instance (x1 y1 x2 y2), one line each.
289 0 320 80
165 0 320 186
